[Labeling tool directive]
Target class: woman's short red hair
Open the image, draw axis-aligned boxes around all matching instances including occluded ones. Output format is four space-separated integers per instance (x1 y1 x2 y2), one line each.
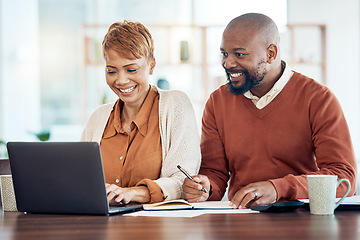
102 20 154 61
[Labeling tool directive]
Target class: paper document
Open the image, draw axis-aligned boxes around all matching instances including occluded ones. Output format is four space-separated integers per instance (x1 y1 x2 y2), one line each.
125 208 258 218
143 200 233 211
126 200 259 217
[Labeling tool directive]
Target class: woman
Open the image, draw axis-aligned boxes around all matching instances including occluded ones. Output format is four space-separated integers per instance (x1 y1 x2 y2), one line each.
81 20 201 204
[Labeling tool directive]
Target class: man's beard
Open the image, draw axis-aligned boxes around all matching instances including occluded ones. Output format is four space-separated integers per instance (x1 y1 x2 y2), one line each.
225 69 265 96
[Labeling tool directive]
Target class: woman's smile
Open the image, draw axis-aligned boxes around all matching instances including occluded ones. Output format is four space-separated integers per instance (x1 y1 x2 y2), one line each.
119 85 137 94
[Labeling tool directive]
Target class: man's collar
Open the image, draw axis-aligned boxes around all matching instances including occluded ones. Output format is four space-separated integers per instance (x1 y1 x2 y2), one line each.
244 60 293 100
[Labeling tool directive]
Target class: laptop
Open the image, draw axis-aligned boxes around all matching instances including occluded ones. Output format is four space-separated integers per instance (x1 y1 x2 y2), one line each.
6 141 143 215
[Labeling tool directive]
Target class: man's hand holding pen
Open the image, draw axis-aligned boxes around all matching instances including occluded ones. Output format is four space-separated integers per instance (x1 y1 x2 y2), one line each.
182 174 211 203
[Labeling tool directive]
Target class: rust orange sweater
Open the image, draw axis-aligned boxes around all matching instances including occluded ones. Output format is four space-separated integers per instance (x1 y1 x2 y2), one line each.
200 72 357 201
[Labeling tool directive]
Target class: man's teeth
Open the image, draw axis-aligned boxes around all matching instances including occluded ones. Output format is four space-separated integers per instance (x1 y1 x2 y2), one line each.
120 86 136 93
230 72 243 78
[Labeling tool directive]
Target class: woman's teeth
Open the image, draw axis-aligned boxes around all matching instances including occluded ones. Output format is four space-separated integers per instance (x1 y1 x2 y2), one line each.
120 85 136 93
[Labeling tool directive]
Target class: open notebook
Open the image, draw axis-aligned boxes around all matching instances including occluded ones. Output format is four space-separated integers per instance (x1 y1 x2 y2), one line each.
143 200 233 211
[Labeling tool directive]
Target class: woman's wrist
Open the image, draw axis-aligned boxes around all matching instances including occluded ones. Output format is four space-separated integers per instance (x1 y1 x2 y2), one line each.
129 186 151 203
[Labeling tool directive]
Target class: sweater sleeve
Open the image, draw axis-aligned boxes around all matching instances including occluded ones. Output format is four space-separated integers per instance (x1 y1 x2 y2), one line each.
199 93 229 201
136 178 164 203
80 103 114 142
271 90 357 200
154 89 201 201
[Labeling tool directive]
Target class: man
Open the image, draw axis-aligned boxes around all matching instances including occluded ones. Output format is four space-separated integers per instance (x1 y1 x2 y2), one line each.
182 13 357 209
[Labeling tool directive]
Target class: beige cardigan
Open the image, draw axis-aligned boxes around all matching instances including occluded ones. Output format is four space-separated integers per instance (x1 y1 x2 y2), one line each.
80 86 201 201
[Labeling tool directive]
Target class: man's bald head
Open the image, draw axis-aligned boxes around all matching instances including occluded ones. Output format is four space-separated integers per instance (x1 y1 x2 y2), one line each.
220 13 283 97
226 13 280 47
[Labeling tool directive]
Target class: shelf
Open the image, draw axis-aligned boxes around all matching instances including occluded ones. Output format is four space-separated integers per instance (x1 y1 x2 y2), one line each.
285 24 326 84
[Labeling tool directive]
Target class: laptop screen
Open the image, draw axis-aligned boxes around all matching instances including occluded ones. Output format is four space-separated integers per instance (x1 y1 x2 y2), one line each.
7 142 130 215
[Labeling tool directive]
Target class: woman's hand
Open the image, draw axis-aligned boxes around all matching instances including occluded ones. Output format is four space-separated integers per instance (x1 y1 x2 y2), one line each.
106 184 150 204
106 184 133 204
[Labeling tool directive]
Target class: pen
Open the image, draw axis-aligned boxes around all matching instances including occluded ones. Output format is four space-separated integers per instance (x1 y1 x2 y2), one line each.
177 165 207 193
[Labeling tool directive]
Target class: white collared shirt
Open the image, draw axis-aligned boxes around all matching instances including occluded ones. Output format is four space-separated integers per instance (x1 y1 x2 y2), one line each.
244 61 293 109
